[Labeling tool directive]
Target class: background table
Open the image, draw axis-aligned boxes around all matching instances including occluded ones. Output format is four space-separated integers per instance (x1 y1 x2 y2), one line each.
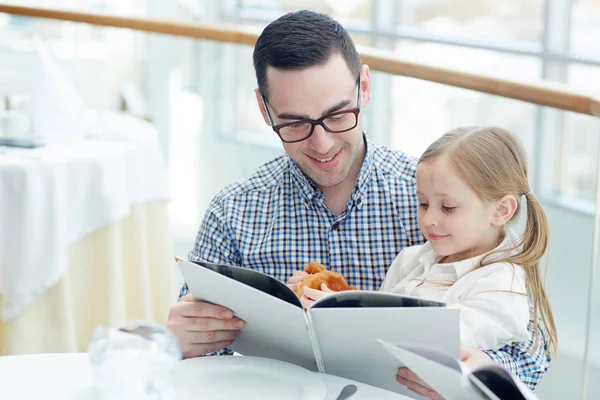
0 112 177 355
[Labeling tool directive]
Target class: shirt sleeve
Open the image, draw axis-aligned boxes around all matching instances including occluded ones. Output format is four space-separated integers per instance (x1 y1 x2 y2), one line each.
450 263 530 350
483 319 551 391
177 197 241 358
178 196 241 301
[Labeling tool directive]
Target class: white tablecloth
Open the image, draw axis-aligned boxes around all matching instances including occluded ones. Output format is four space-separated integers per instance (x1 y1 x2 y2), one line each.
0 353 412 399
0 199 177 355
0 112 171 322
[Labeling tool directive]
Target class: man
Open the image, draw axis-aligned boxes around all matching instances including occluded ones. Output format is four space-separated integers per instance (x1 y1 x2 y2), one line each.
167 10 550 398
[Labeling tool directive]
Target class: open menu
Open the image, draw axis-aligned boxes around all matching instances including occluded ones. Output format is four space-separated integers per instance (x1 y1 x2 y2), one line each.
378 339 540 400
176 257 460 395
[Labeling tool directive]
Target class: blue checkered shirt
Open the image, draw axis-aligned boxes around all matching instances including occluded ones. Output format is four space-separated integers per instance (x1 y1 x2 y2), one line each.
179 137 550 390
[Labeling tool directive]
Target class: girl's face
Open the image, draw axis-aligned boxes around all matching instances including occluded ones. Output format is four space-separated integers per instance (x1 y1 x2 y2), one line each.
416 155 503 263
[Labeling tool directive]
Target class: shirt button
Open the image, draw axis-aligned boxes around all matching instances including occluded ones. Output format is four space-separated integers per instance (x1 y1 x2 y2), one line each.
356 198 362 205
332 222 340 231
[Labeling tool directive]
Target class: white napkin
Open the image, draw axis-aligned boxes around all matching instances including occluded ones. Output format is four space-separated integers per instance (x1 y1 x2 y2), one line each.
31 36 93 144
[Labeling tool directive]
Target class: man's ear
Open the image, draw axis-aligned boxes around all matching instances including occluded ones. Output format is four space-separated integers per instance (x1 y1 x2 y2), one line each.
254 88 271 126
491 195 518 226
359 64 372 108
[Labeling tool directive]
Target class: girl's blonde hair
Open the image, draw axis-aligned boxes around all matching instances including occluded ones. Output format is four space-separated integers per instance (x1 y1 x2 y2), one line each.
419 126 557 357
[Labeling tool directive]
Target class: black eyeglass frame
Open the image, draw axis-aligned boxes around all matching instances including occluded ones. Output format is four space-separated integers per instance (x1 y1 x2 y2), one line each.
261 78 362 144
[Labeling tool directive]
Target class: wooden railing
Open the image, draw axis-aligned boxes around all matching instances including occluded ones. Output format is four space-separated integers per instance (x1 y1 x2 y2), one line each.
1 4 599 117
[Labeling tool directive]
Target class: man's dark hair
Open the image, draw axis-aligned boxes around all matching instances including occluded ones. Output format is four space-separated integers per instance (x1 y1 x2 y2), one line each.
253 10 361 97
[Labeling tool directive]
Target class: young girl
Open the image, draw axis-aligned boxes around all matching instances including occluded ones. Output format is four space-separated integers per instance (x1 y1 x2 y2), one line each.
294 126 557 354
380 126 557 353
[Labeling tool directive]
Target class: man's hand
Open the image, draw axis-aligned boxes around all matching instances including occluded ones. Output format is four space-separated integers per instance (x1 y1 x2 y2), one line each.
167 294 246 358
299 283 334 309
286 270 308 291
396 345 493 400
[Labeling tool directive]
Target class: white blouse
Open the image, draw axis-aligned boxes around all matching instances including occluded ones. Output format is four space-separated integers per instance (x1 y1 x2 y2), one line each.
380 230 530 350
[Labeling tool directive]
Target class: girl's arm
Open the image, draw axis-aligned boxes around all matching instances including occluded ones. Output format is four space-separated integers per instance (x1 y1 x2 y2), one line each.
450 262 552 390
483 320 550 390
399 262 548 395
449 262 530 352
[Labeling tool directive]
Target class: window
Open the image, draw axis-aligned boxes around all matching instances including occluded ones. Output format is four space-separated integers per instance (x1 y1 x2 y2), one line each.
232 44 279 145
0 0 147 110
390 41 539 157
559 64 600 199
210 0 600 204
395 0 543 43
239 0 372 26
571 0 600 59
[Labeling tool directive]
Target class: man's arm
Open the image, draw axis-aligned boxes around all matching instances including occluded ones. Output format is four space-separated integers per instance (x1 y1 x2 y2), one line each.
483 318 551 390
177 199 241 300
168 198 245 358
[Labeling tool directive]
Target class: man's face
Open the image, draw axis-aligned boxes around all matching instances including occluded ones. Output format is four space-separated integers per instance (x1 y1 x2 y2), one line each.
256 54 371 190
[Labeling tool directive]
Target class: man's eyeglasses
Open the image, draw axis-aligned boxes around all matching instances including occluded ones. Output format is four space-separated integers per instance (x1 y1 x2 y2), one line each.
261 78 361 144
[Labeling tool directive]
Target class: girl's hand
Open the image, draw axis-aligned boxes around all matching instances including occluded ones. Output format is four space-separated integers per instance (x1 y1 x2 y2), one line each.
396 345 493 400
396 367 444 400
300 283 334 309
459 344 493 369
286 270 308 291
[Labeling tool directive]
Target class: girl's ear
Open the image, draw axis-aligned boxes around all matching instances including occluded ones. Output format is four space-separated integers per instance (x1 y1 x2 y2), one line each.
491 195 518 226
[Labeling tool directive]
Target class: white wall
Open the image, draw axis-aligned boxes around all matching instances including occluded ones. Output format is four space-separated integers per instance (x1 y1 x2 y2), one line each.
536 203 598 398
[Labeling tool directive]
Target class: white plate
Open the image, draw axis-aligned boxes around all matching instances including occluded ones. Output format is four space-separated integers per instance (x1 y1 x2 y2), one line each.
168 356 328 400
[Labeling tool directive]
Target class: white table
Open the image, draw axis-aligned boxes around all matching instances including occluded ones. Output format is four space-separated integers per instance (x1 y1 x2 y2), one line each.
0 112 177 355
0 353 412 399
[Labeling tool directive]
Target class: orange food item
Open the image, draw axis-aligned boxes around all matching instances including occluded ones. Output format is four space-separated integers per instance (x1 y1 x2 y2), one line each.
295 261 356 297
